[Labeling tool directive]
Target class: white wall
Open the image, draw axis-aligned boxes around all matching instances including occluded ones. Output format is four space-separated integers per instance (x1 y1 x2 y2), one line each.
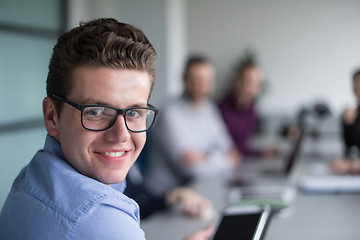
65 0 360 115
187 0 360 116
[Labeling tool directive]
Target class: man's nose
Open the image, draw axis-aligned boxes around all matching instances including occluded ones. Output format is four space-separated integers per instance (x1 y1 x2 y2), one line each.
104 115 131 142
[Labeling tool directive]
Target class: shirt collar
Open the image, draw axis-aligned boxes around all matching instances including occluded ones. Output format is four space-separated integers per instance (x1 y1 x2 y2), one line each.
43 134 66 160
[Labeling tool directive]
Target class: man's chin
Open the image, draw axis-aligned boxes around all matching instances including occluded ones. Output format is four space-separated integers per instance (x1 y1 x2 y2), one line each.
96 174 126 186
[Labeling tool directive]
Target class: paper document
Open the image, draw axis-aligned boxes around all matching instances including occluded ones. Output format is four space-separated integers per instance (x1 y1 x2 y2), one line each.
299 175 360 193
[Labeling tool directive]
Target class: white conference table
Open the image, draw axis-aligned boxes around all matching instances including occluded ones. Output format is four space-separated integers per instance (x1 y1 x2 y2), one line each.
141 136 360 240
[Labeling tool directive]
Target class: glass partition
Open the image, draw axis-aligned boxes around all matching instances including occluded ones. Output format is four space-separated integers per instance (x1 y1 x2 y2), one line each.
0 0 65 208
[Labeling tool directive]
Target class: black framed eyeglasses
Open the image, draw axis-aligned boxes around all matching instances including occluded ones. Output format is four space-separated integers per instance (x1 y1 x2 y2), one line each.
52 95 159 133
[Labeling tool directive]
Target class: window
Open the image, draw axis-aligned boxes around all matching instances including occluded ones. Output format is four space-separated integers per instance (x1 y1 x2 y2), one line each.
0 0 67 208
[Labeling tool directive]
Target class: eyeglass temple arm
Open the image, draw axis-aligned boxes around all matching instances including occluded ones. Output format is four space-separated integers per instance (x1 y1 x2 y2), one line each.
52 95 82 110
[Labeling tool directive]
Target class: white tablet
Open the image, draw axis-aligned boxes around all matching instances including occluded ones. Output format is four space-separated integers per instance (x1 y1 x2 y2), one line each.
212 205 271 240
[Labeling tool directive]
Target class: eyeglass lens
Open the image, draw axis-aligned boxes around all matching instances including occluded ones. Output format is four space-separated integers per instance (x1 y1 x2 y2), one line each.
82 106 156 132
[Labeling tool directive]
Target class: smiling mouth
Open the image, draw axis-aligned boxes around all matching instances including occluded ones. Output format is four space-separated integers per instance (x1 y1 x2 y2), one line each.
102 152 126 158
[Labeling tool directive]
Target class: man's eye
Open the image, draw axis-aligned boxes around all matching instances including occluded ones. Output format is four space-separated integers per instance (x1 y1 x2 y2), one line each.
126 109 142 118
85 107 104 117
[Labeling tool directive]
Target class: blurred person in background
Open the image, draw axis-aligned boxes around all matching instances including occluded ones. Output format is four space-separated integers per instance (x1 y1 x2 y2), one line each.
145 55 240 195
217 58 279 159
329 69 360 174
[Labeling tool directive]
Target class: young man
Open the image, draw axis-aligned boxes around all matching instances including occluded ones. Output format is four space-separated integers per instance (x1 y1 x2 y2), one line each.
0 18 213 240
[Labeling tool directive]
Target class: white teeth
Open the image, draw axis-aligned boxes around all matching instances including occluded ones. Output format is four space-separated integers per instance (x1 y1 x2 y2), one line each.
103 152 125 157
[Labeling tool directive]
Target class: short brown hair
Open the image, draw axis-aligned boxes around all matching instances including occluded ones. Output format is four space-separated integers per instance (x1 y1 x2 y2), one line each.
47 18 157 114
183 55 212 81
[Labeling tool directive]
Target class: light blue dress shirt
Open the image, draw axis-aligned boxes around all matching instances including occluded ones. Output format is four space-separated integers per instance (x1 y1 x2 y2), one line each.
0 135 145 239
146 95 234 194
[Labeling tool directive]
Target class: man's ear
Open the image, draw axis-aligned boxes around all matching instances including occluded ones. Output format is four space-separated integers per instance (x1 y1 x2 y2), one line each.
43 97 60 139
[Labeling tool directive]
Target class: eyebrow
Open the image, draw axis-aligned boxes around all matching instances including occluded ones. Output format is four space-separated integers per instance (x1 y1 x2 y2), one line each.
81 98 148 108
